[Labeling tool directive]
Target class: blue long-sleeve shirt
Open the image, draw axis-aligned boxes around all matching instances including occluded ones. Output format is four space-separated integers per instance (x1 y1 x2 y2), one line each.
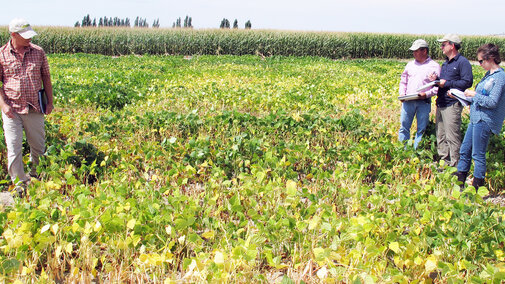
436 53 474 107
471 68 505 134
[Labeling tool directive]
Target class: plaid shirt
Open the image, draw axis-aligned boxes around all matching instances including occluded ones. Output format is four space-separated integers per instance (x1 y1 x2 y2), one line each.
0 41 50 114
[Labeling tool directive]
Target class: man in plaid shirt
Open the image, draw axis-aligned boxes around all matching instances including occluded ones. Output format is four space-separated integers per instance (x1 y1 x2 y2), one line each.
0 18 54 195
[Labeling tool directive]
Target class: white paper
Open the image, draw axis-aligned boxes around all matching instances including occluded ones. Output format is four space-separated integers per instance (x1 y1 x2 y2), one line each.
449 89 472 107
416 80 439 93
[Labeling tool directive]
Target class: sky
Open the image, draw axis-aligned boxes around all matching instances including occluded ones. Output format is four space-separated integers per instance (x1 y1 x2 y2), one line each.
2 0 504 36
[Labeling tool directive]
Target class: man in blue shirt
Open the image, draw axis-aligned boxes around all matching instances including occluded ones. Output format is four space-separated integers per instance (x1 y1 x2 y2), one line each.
431 34 473 167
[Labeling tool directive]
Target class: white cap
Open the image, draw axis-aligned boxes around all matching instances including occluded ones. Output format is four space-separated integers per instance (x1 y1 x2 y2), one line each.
409 39 429 51
437 34 461 44
9 18 38 39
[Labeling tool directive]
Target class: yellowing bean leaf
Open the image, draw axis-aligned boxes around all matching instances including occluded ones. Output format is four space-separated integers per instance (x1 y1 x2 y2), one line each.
389 242 400 254
127 219 136 230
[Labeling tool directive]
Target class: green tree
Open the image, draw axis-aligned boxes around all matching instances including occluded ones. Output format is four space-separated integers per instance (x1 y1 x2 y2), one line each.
183 16 193 28
220 18 230 29
81 14 92 27
174 17 182 28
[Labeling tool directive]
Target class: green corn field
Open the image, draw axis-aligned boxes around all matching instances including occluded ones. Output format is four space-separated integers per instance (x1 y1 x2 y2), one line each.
1 27 504 60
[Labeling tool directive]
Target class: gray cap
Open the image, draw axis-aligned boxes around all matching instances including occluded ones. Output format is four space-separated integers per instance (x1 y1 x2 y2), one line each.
437 34 461 44
409 39 429 51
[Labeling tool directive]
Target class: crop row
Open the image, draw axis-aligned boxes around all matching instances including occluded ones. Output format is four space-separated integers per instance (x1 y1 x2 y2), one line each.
1 55 505 282
1 27 504 60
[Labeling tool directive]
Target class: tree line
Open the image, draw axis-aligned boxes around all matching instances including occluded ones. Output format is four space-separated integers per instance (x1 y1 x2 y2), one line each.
75 15 251 29
76 15 157 28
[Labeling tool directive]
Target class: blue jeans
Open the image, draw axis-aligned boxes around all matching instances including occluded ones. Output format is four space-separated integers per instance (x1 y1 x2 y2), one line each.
399 100 431 149
457 121 492 179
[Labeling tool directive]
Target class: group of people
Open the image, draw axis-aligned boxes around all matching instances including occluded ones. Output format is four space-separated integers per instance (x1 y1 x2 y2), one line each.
399 35 505 189
0 17 503 197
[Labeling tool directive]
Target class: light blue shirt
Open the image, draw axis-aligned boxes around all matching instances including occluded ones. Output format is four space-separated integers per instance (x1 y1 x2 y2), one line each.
471 68 505 134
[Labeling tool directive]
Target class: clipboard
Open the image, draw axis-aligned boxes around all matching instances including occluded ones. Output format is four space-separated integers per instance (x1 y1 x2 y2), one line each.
399 80 439 101
449 89 472 107
38 89 48 114
416 80 440 92
398 93 422 101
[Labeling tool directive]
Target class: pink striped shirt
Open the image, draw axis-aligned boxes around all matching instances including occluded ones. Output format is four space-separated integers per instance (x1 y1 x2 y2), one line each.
399 57 441 98
0 41 50 114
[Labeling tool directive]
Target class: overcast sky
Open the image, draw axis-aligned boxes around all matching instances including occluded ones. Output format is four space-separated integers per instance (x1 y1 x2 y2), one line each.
2 0 504 36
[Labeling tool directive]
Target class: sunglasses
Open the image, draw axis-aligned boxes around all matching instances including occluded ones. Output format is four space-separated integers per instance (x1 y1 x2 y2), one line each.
441 42 452 48
478 59 484 64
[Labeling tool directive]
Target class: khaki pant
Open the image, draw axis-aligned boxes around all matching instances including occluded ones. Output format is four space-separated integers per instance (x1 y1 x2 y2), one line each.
436 103 463 167
2 108 45 183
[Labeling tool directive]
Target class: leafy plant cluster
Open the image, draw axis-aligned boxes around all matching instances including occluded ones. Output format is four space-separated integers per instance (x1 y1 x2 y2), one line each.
0 55 504 282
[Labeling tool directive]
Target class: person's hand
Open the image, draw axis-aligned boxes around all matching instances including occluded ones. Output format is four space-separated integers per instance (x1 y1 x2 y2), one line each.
45 102 54 115
399 94 405 103
438 79 446 88
428 72 438 81
1 104 15 119
464 90 476 98
418 92 427 99
447 90 456 99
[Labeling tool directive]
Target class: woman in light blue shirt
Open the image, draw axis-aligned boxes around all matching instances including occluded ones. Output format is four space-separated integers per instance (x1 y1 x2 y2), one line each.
455 43 505 189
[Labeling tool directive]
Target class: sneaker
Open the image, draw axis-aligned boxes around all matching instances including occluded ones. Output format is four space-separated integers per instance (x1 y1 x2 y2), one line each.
29 172 40 180
12 185 26 198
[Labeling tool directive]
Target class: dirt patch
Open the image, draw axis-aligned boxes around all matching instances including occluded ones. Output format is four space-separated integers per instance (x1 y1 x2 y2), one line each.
485 195 505 207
